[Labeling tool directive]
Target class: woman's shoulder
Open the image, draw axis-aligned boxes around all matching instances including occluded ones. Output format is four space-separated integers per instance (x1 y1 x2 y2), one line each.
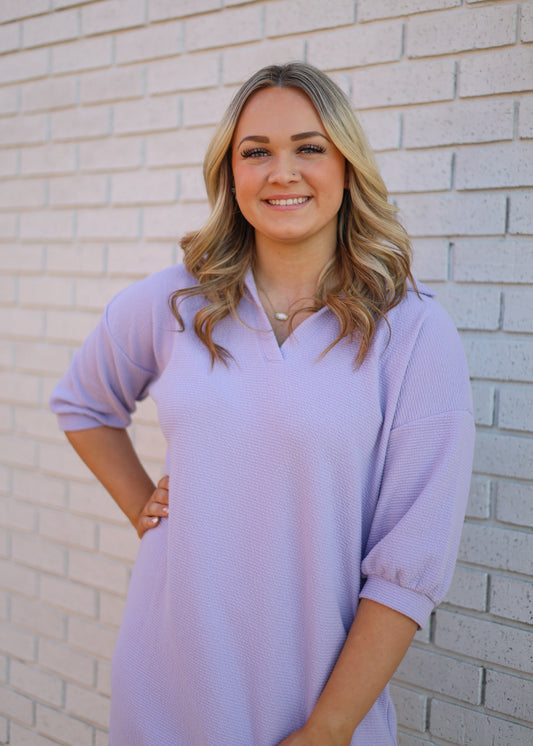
388 280 459 345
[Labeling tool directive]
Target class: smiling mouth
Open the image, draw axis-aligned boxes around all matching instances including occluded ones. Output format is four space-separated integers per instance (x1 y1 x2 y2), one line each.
266 196 311 206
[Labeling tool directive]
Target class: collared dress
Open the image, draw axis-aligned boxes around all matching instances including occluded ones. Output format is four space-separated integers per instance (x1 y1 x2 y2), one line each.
50 264 475 746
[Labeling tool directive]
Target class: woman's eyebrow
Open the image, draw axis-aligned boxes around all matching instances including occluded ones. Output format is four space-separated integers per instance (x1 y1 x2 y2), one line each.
236 131 329 149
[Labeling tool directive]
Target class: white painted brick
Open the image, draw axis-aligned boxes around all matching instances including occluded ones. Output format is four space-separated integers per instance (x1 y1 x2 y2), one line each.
68 481 127 523
351 59 455 109
74 277 130 311
0 558 37 598
433 284 501 330
110 170 176 205
11 596 65 640
459 522 533 575
182 87 236 128
21 76 77 113
471 382 494 426
68 549 130 595
147 52 219 95
82 0 145 36
19 276 73 308
435 609 533 673
0 245 44 273
456 143 533 190
150 0 220 22
78 137 142 172
443 564 488 612
52 36 112 75
98 592 126 628
463 335 533 383
115 20 182 64
20 143 76 176
0 178 46 208
222 39 306 85
398 193 506 237
0 48 48 85
51 106 111 141
65 682 110 729
404 99 514 148
395 646 482 703
54 0 92 6
411 239 448 282
357 110 400 152
0 85 19 116
38 506 96 550
68 616 117 661
522 1 533 41
499 384 533 432
0 148 18 179
519 95 533 139
496 481 533 529
49 174 108 207
358 0 460 22
10 660 63 707
0 309 44 341
35 705 93 746
0 113 47 146
407 5 517 58
377 149 452 193
0 494 36 532
23 8 79 48
143 202 210 239
430 698 533 745
0 276 16 304
0 714 6 743
98 522 139 563
39 439 99 478
0 0 49 23
509 193 533 235
0 212 18 240
107 243 174 276
186 5 262 52
485 669 533 722
40 574 96 617
0 371 40 407
490 575 533 625
389 684 427 731
177 166 205 202
452 237 533 283
7 723 58 746
12 532 67 576
39 637 94 687
19 210 74 241
460 47 533 97
15 407 65 441
475 432 533 480
132 422 167 462
146 127 214 167
0 621 36 661
113 96 180 135
0 21 21 54
12 469 67 510
80 66 144 105
76 207 139 241
94 730 108 746
266 0 353 37
46 244 106 275
0 685 34 726
96 660 111 696
0 433 36 468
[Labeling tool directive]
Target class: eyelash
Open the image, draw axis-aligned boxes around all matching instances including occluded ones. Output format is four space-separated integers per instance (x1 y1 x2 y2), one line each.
240 144 326 158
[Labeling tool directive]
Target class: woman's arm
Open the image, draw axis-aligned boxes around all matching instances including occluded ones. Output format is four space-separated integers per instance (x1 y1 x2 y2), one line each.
65 426 168 538
279 598 417 746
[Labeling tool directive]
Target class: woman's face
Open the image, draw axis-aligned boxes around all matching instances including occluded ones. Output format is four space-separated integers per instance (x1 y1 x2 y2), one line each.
231 86 346 257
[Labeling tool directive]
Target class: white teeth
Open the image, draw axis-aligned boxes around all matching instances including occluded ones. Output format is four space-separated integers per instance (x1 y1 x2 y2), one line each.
267 197 310 206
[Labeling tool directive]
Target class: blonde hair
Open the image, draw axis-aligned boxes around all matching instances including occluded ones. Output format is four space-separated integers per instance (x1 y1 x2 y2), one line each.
171 62 415 365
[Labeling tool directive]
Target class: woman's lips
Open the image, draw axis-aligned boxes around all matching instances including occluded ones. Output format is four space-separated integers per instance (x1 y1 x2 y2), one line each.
264 196 311 206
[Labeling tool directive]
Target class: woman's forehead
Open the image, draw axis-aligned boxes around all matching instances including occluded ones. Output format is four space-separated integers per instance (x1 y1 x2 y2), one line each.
233 87 325 139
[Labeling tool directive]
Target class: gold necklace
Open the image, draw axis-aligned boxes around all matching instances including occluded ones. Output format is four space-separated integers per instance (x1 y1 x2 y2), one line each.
255 280 290 322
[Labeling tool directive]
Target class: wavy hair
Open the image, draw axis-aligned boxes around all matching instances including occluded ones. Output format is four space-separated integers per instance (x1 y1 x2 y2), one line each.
171 62 415 365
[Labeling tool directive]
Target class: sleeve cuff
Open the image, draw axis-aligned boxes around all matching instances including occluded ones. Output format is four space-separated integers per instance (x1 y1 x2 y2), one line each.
359 576 435 629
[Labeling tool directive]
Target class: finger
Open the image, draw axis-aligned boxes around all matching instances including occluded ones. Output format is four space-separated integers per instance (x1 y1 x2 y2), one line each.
152 487 169 505
137 514 160 539
157 475 169 489
143 500 169 518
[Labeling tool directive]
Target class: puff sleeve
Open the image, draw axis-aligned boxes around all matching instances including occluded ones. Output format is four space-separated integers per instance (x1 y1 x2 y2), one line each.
359 299 475 628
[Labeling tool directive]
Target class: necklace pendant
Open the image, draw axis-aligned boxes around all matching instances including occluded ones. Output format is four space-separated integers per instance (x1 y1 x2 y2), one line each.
274 312 289 321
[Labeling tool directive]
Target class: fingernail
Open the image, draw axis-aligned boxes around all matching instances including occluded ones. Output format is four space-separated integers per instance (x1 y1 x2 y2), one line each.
162 506 169 514
151 517 159 524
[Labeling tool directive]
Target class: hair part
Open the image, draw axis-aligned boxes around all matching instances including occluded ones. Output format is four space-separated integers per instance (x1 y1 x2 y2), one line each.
171 61 415 366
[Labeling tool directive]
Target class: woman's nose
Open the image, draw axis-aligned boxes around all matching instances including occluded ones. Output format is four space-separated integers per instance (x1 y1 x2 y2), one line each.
267 156 300 185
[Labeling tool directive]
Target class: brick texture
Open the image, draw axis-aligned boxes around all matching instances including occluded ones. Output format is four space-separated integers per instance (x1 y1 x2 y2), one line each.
2 1 532 744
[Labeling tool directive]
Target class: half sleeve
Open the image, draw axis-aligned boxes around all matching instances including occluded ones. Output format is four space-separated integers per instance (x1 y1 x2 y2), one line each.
359 300 476 628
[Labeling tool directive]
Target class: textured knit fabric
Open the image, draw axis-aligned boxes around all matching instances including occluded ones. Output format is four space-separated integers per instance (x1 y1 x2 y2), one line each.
50 264 475 746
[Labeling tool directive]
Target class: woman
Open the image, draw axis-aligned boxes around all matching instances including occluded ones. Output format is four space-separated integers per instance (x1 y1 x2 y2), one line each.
50 62 475 745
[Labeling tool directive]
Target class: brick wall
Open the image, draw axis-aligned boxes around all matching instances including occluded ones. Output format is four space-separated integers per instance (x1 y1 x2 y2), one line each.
0 1 532 744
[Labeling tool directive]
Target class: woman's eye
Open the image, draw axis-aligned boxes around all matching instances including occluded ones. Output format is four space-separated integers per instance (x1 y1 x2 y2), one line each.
241 148 269 158
299 144 326 155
